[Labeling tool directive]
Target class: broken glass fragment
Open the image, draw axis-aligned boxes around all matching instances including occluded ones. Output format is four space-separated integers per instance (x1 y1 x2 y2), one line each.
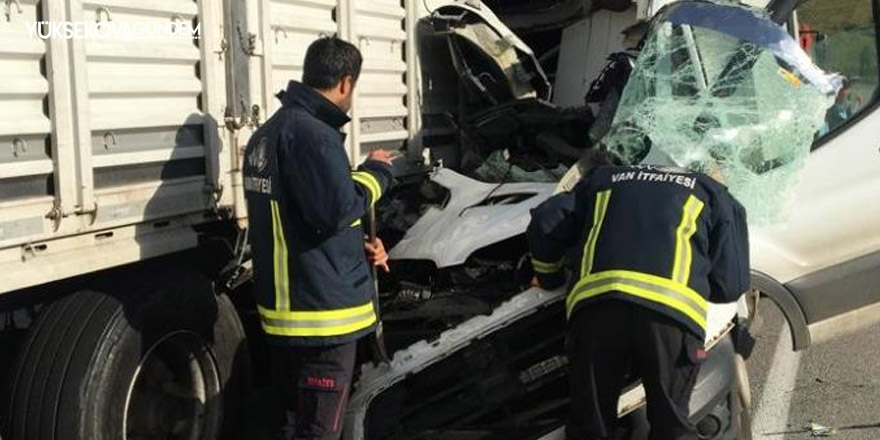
808 422 838 437
601 2 842 224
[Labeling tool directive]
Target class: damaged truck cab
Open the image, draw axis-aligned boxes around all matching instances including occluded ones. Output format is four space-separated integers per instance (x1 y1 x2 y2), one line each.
347 0 880 439
345 2 772 440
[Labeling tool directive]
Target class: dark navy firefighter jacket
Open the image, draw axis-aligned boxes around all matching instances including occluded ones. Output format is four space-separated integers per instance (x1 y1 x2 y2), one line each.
243 81 393 346
527 165 750 339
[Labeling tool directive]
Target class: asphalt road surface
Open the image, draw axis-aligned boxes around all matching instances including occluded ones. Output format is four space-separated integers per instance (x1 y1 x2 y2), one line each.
746 301 880 440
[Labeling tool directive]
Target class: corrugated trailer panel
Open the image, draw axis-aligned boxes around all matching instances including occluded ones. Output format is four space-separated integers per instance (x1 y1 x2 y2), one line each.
0 0 422 294
0 0 228 294
257 0 416 162
0 0 64 258
262 0 338 117
353 0 409 152
79 0 212 199
0 1 53 201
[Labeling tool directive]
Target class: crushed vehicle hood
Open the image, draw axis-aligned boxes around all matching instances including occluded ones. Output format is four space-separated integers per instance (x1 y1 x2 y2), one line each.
344 285 742 440
388 168 556 268
426 0 552 103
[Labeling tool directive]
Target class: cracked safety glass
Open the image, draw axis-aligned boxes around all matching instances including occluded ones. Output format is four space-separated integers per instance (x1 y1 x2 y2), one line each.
602 2 842 224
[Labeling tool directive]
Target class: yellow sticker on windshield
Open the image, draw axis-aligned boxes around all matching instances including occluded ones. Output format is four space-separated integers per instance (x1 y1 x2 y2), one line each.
778 67 802 88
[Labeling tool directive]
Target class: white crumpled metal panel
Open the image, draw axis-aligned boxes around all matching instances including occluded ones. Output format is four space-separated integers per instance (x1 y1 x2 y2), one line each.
389 168 558 267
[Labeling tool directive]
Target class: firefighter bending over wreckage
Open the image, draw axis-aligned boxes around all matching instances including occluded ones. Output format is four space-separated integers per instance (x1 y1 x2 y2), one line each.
243 37 394 440
527 150 750 440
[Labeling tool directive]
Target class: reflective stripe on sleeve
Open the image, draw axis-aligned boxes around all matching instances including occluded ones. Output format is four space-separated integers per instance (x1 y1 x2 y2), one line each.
671 195 705 285
351 171 382 207
257 302 377 337
566 270 708 329
580 190 612 277
270 200 290 311
532 257 565 274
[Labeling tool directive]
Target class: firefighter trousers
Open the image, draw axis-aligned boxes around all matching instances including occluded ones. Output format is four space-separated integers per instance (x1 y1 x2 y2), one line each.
566 300 704 440
273 341 357 440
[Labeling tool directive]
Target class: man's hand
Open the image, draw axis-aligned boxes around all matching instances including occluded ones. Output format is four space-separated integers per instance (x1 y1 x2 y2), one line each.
530 276 542 289
367 149 394 165
364 238 390 273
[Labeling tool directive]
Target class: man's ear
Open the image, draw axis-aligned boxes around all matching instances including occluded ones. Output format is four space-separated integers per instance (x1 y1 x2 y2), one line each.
339 75 354 96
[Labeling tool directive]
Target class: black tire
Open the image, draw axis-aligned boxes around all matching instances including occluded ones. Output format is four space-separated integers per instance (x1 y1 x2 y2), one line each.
2 269 249 440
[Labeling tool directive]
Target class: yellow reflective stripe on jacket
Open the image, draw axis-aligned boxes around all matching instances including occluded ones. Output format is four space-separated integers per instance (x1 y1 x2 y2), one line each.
566 270 708 329
257 302 377 337
580 190 612 277
671 195 705 285
532 257 565 274
351 171 382 206
351 218 362 227
270 201 290 311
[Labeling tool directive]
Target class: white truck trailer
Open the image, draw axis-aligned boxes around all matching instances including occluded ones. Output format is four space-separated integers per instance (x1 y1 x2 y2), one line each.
0 0 878 439
1 1 417 438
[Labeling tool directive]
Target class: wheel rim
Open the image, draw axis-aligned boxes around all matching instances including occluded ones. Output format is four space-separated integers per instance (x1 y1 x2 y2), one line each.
123 330 222 440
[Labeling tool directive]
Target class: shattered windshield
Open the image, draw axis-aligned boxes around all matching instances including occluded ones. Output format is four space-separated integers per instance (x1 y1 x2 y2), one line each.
602 1 841 224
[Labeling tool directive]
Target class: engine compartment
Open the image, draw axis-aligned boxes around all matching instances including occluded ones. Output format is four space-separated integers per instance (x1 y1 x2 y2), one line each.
376 174 539 353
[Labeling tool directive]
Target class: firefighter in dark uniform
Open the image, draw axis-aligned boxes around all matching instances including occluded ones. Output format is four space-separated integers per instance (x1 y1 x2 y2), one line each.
242 37 394 440
527 158 750 440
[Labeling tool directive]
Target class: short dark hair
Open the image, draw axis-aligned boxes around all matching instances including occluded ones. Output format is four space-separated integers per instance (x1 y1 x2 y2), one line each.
302 37 363 89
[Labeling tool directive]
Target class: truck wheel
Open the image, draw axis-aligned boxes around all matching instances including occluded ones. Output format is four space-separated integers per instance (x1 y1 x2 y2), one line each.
2 270 249 440
731 354 752 440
